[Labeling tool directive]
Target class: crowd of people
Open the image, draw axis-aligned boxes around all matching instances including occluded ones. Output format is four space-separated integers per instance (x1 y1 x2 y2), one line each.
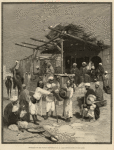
4 60 111 131
70 61 111 94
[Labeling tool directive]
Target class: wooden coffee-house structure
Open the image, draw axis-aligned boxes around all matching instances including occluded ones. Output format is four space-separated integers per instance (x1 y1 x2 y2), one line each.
41 26 111 85
16 24 111 86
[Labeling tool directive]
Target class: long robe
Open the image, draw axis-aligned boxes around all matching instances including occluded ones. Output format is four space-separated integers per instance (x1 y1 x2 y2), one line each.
91 69 96 82
45 66 54 81
96 65 104 81
4 103 19 126
95 87 103 101
19 89 30 122
70 67 81 85
63 87 73 118
102 74 111 94
102 74 110 87
80 66 87 76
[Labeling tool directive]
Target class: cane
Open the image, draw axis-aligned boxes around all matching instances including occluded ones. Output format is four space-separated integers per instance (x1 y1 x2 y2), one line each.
54 98 58 123
82 95 86 121
40 97 42 116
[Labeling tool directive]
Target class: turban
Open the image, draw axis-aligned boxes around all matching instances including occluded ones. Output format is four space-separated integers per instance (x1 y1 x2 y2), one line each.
48 76 54 80
95 81 100 86
85 83 90 87
36 65 39 69
10 96 18 102
105 71 108 74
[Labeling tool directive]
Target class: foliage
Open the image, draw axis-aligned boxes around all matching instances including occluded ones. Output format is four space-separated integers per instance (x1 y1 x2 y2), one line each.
46 23 98 43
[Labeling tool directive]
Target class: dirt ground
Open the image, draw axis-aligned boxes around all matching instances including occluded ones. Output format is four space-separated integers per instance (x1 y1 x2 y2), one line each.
2 80 111 143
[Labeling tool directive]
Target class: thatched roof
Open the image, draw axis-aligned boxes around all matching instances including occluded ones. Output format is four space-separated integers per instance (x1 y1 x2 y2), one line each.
46 23 98 43
41 23 110 54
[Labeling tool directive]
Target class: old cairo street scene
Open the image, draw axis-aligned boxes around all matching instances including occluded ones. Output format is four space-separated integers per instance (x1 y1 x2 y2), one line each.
3 3 111 143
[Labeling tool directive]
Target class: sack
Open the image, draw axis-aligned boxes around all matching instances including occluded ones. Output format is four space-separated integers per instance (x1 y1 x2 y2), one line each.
17 121 28 129
8 124 19 131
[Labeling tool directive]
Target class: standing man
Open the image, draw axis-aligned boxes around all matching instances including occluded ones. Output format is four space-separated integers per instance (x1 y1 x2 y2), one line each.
27 72 31 88
102 71 111 94
44 76 56 120
96 63 104 89
70 63 80 87
80 62 87 83
32 65 40 81
63 80 74 122
96 63 104 81
95 82 105 107
46 62 54 78
19 84 30 122
90 66 97 82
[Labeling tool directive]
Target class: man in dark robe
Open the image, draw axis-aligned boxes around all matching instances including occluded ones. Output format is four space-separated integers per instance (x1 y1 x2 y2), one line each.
90 66 97 82
84 83 96 102
80 62 87 76
96 63 104 81
19 84 30 122
80 62 90 83
102 71 111 94
70 63 81 86
95 81 107 107
4 96 20 126
80 83 100 121
32 65 40 81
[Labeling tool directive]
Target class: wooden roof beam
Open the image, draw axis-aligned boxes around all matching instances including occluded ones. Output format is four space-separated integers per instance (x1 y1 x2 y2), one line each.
15 43 35 49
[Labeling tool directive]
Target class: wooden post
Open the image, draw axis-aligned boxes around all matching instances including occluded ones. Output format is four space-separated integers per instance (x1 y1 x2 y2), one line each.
33 49 35 73
61 39 64 86
61 39 63 74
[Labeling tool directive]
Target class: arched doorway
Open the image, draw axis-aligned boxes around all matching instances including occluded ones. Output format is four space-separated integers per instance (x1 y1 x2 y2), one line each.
91 56 102 69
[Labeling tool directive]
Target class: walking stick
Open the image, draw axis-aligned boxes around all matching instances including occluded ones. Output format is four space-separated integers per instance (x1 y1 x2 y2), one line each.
40 97 42 116
54 98 58 123
82 95 85 121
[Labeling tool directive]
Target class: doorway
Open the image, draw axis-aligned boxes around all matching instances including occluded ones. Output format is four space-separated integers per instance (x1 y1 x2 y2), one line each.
91 56 102 69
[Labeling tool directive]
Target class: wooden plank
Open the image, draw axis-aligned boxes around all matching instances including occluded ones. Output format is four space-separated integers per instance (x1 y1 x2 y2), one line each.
15 43 35 49
22 42 39 47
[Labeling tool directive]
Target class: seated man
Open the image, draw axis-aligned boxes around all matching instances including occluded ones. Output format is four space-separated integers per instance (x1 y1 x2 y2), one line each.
79 82 96 109
80 83 100 121
4 96 20 126
82 94 100 122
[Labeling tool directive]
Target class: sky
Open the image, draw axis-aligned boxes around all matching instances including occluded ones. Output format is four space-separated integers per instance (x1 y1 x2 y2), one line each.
3 3 111 71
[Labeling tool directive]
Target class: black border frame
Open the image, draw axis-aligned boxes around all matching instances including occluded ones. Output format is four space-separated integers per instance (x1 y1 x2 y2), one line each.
1 2 112 144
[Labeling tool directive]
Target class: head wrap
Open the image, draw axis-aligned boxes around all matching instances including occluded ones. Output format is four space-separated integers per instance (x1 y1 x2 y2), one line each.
99 63 102 65
73 63 77 66
85 83 90 87
48 76 54 81
36 65 39 69
105 71 108 74
82 62 87 66
95 81 100 86
10 96 18 102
